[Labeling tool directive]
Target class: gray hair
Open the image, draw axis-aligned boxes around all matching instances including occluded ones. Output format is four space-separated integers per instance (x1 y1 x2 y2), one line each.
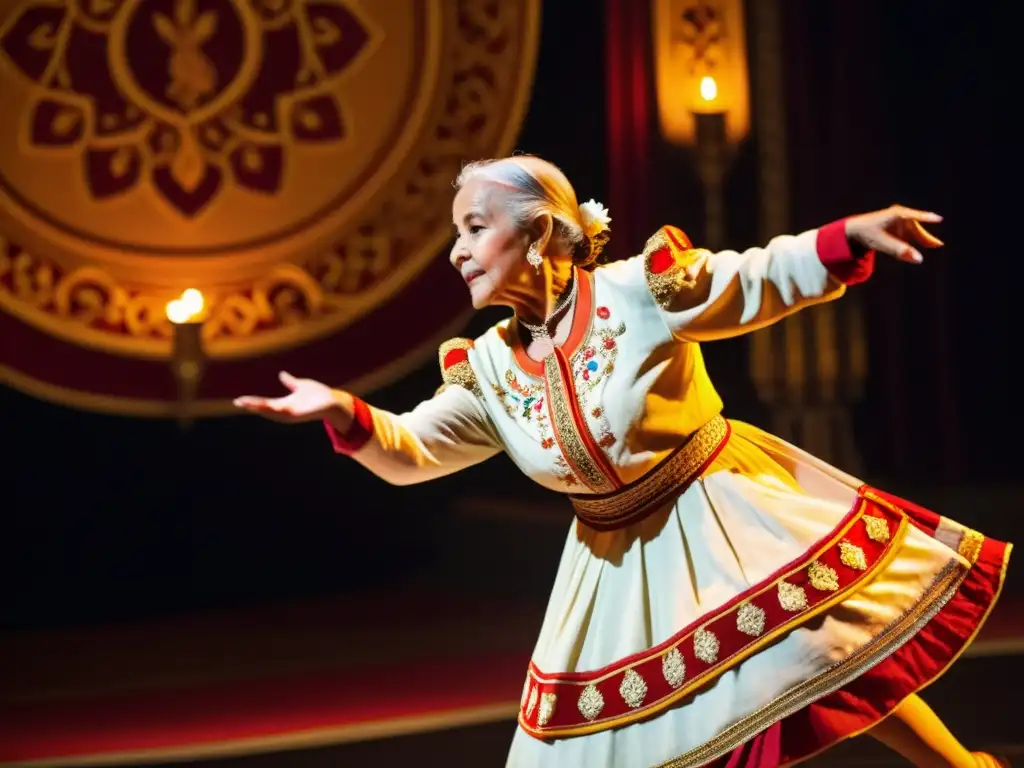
454 155 606 269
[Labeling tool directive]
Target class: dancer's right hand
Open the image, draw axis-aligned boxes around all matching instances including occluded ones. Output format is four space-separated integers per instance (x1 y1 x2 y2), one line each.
234 371 352 427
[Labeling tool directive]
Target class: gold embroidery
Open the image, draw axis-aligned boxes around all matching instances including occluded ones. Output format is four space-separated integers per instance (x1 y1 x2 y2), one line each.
545 353 615 492
777 581 808 612
520 506 915 740
537 692 557 726
863 514 891 543
839 541 868 571
958 529 984 565
736 603 766 637
578 684 605 721
438 338 481 397
643 233 711 309
808 561 840 592
642 229 672 259
693 628 720 664
526 685 538 719
521 674 532 708
662 647 686 689
653 560 969 767
619 668 648 709
570 415 728 526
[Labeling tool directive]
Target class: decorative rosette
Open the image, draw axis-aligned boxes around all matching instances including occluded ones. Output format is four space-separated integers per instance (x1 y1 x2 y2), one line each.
578 199 611 237
577 198 611 264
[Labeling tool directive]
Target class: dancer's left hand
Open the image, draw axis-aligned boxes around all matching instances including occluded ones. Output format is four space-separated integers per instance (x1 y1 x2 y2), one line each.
845 205 944 264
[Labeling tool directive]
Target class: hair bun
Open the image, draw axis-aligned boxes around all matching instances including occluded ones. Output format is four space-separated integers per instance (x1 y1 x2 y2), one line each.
572 230 611 270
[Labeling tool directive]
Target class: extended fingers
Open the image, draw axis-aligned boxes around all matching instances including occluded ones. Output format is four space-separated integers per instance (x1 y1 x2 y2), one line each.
902 219 944 249
871 230 922 263
234 396 268 408
889 204 942 224
234 394 295 413
279 370 300 391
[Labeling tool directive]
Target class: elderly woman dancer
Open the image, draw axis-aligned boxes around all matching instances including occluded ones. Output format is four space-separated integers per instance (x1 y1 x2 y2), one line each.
236 156 1011 768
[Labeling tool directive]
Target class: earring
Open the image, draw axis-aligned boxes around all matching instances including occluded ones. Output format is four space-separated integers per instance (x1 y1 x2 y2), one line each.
526 242 542 272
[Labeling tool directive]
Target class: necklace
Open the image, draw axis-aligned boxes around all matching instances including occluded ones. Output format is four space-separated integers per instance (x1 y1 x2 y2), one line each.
517 272 578 341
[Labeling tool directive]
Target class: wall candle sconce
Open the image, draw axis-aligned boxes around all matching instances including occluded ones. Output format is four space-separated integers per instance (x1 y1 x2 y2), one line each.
165 288 207 430
652 0 750 250
692 75 734 251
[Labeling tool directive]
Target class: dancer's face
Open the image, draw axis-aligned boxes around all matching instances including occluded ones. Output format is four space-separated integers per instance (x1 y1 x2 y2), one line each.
450 178 533 310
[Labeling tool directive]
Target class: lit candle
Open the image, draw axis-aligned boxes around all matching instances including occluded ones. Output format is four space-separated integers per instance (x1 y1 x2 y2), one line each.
692 75 728 251
165 288 207 430
166 288 206 324
699 75 718 103
694 75 726 145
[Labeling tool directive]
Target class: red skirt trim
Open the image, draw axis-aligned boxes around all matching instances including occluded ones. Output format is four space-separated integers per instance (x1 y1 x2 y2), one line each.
696 487 1012 768
520 494 905 738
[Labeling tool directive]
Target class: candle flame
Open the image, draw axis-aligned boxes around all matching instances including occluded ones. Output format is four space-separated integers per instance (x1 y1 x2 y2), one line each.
700 75 718 102
166 288 205 324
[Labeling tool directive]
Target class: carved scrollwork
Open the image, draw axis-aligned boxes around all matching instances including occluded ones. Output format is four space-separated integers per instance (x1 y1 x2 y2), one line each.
0 0 540 357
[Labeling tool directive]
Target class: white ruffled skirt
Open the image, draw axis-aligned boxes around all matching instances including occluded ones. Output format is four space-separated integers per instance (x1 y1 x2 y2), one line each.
504 421 1010 768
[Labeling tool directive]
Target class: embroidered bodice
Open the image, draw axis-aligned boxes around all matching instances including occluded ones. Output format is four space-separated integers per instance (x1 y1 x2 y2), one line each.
326 222 871 492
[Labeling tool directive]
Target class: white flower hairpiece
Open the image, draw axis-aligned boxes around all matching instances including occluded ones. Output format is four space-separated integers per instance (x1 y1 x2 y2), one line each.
578 199 611 238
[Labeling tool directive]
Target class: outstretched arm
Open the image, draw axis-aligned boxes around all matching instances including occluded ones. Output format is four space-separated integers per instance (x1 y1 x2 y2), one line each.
642 206 942 342
236 366 502 487
322 383 502 485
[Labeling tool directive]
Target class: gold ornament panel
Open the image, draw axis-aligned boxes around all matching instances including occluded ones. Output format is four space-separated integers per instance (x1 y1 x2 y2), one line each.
652 0 749 146
0 0 540 358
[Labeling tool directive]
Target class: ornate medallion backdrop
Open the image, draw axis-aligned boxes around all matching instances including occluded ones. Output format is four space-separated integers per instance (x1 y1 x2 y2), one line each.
0 0 540 414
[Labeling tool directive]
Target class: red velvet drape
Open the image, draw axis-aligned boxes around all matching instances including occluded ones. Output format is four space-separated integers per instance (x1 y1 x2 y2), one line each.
604 0 653 260
780 1 965 479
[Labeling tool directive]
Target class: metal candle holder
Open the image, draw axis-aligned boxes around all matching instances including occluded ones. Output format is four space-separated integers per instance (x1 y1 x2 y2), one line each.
166 289 207 430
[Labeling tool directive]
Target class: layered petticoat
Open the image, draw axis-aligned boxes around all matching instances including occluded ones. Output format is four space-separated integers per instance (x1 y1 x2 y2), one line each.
505 421 1011 768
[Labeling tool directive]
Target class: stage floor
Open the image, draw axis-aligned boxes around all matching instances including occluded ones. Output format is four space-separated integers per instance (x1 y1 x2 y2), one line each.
1 582 1021 768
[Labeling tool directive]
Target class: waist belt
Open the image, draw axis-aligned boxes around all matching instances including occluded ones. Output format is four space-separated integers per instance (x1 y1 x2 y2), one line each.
569 415 730 530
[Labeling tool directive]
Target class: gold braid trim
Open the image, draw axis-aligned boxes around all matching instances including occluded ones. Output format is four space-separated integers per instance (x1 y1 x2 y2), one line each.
642 226 711 310
569 415 729 528
437 338 482 397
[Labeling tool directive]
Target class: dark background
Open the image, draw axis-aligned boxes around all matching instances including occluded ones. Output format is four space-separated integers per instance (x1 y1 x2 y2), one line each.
1 0 1007 635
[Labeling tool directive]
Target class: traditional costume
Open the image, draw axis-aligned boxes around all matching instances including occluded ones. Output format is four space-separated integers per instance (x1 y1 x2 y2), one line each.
325 220 1010 768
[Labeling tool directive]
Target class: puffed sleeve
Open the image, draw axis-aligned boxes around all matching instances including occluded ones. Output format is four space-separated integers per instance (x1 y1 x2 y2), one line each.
323 338 503 486
641 220 874 342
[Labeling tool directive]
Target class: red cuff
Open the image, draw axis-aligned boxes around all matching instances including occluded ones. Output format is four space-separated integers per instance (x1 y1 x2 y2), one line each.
323 397 373 455
816 218 875 286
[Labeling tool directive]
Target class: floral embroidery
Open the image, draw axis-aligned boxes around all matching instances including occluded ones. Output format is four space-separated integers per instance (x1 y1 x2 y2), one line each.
504 371 544 421
778 581 808 612
661 647 686 688
497 303 625 490
494 369 579 487
808 561 840 592
619 668 648 709
693 628 720 664
537 692 557 726
526 685 538 719
838 540 868 571
736 603 766 637
863 514 891 544
578 684 605 721
568 308 625 455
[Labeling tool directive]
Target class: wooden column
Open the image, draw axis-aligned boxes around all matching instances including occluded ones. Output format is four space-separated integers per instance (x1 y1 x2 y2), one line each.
747 0 866 474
